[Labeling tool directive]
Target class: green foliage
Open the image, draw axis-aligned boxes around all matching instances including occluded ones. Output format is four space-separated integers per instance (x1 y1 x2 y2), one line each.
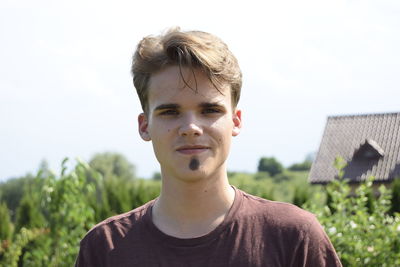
103 176 134 214
229 172 275 200
0 158 98 266
131 179 160 209
89 152 135 181
1 154 399 266
0 228 45 267
305 158 400 267
288 160 312 171
41 158 97 266
257 157 284 176
91 174 160 221
292 183 310 207
0 155 162 266
0 174 35 220
152 172 162 180
0 202 13 242
271 172 292 183
15 195 45 232
308 177 400 266
390 177 400 215
229 170 317 204
333 156 347 179
253 171 271 180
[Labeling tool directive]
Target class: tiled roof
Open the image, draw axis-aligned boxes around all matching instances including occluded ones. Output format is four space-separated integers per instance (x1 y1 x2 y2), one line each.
309 112 400 184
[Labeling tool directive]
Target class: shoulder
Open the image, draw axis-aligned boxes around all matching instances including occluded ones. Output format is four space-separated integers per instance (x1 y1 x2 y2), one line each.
239 190 317 232
80 200 154 248
75 201 155 266
236 190 342 266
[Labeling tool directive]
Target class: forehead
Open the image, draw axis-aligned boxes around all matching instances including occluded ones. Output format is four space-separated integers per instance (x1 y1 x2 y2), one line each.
147 66 231 109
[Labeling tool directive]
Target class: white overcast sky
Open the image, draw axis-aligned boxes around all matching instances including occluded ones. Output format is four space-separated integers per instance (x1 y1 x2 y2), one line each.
1 0 399 180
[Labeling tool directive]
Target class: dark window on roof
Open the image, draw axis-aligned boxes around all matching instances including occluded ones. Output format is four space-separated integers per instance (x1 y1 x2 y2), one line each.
353 139 384 160
343 139 384 181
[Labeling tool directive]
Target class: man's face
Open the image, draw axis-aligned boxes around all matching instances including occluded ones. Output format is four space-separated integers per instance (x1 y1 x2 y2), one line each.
138 66 242 182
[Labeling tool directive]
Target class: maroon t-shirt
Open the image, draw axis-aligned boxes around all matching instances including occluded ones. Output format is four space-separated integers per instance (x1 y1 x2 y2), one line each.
75 187 342 267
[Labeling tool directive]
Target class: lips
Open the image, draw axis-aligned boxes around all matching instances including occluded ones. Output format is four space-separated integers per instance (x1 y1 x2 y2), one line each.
176 145 210 155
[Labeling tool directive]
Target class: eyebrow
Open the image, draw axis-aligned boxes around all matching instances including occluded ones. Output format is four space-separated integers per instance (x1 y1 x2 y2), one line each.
153 102 225 112
154 104 180 111
199 102 225 109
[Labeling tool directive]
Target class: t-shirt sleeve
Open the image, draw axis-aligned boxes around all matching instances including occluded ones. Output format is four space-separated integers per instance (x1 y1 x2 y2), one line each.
296 216 342 267
74 240 87 267
74 232 105 267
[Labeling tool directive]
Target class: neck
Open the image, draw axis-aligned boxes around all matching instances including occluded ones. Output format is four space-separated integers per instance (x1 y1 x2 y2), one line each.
152 168 235 238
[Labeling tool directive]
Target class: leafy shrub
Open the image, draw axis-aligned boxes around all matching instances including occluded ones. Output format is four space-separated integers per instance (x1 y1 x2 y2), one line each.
0 174 36 221
305 159 400 267
0 228 45 267
288 160 312 171
390 176 400 215
0 202 13 242
15 195 45 232
292 183 310 207
1 155 399 266
229 172 275 200
89 152 135 181
0 158 97 266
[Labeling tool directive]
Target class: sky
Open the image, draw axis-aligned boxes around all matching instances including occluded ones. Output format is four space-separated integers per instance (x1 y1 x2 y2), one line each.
1 0 399 181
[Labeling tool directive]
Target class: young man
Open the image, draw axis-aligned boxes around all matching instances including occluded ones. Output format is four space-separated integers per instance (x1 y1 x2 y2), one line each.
75 28 342 266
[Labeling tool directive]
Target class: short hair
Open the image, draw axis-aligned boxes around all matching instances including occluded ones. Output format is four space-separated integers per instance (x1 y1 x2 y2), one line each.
131 27 242 113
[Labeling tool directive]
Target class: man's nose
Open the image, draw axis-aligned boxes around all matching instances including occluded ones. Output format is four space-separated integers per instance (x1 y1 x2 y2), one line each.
178 114 203 137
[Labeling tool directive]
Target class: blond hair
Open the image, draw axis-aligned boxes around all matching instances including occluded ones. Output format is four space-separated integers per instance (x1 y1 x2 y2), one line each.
131 28 242 112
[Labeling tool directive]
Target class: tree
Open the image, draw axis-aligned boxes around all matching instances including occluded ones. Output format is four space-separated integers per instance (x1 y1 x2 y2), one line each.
15 195 44 232
288 160 312 171
0 174 35 220
0 202 13 241
41 158 96 266
257 157 284 176
152 172 162 180
89 152 135 181
390 177 400 215
292 184 310 208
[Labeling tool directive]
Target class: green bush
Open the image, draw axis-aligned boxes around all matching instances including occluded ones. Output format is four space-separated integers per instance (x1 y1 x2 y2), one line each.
230 172 275 200
15 195 45 232
390 177 400 215
1 156 399 266
0 174 36 221
292 183 310 207
305 159 400 267
0 158 97 266
0 202 13 242
288 160 312 171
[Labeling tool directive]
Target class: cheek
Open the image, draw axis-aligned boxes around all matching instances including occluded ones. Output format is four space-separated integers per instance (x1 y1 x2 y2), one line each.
211 132 229 149
212 122 233 140
209 121 231 139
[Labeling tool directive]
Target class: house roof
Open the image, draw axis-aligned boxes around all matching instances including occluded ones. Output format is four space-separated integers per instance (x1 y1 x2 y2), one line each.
309 112 400 184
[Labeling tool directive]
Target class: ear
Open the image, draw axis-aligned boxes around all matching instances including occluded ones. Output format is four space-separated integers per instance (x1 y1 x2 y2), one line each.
232 109 242 137
138 113 151 141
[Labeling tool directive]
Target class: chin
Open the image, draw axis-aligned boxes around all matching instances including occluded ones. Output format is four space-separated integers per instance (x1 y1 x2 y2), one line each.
177 169 208 183
160 159 225 183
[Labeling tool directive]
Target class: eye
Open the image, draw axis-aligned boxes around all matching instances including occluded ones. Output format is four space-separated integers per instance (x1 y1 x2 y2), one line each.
159 109 179 116
202 108 222 114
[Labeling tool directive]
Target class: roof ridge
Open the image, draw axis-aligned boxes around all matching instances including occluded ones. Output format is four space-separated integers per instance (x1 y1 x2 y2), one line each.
327 112 400 119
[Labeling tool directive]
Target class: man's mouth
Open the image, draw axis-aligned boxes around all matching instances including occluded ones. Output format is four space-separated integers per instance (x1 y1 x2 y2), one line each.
176 145 210 155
